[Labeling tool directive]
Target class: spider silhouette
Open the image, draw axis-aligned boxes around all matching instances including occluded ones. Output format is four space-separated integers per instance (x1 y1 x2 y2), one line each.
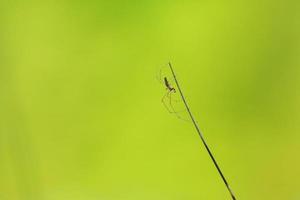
157 67 187 121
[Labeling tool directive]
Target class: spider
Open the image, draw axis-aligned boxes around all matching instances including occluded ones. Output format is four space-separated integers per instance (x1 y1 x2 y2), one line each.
157 67 187 121
161 76 177 114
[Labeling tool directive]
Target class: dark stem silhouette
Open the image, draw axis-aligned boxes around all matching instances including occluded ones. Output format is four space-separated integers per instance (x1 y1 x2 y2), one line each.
168 62 236 200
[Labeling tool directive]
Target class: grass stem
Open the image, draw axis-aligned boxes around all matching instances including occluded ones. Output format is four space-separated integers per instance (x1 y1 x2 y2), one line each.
168 62 236 200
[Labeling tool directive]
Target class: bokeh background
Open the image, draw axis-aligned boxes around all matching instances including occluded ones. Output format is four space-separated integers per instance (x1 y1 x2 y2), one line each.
1 1 300 200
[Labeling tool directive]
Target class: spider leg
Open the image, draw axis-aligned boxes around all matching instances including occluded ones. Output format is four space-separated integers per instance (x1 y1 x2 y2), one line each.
161 90 175 113
165 91 185 112
168 92 181 103
167 90 177 113
167 91 189 122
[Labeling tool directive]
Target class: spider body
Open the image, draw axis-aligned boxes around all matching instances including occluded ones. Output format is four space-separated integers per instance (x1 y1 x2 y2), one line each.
164 77 176 92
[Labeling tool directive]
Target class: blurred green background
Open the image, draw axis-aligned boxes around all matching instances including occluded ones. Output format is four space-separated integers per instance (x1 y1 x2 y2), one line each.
1 0 300 200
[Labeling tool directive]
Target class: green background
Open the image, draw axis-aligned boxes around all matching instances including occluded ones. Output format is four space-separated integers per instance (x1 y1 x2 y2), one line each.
1 1 300 200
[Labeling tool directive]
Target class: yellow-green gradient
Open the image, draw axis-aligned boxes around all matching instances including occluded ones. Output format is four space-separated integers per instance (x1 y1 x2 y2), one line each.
1 1 300 200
